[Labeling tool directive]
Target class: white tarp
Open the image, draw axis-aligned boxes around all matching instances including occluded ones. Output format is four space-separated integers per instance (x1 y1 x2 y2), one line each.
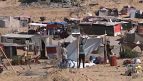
64 35 76 43
66 38 101 61
70 18 80 21
59 35 77 43
67 61 95 68
129 8 136 18
29 23 47 27
132 46 142 53
59 59 95 68
73 62 95 68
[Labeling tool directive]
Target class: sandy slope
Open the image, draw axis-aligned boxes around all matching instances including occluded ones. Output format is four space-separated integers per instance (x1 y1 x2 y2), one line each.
0 58 143 81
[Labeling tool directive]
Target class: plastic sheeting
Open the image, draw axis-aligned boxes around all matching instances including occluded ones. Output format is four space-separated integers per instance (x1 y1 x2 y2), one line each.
66 38 101 61
29 23 47 27
132 46 142 53
59 35 76 43
59 59 95 68
42 22 67 27
64 35 76 43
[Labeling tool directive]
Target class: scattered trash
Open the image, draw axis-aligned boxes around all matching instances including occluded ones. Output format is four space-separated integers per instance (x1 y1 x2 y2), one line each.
123 59 132 66
124 64 142 76
132 58 141 64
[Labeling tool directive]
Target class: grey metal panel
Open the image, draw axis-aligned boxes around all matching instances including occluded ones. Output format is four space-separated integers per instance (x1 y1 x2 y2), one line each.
2 34 35 39
0 20 5 27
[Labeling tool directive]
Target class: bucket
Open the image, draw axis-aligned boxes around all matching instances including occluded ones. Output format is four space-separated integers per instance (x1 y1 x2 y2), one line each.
110 55 117 66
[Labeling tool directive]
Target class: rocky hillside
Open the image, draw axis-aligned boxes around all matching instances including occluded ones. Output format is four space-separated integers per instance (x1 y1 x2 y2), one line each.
0 0 142 20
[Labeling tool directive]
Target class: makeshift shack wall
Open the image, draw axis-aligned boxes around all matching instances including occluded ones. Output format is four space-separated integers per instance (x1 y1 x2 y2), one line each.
129 9 136 18
1 37 13 43
32 37 42 51
4 46 17 58
0 16 10 28
0 16 20 28
9 16 20 28
98 9 109 17
38 0 51 4
114 24 121 36
1 37 27 44
1 37 34 51
137 23 143 34
0 20 5 28
20 20 28 27
80 24 114 36
80 24 92 34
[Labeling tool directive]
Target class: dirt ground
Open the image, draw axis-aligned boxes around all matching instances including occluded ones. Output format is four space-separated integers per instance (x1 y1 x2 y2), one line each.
0 57 143 81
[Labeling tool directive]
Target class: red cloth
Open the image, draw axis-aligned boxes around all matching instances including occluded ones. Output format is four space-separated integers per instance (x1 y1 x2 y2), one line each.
47 24 58 29
114 24 121 32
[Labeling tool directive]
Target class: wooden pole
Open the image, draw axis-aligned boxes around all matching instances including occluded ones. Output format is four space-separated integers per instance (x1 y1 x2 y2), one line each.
104 31 107 64
49 36 52 45
57 41 61 62
0 47 16 74
26 42 31 69
77 36 80 68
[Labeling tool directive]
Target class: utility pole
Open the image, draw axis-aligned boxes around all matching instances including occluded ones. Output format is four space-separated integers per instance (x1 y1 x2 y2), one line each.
25 40 31 69
104 30 107 64
77 35 80 68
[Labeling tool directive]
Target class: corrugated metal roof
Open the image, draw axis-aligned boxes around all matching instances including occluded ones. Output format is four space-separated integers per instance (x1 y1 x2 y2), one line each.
0 43 26 46
2 34 34 39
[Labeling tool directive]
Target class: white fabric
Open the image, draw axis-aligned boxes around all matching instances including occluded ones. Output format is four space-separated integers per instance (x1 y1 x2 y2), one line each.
66 38 101 61
29 23 47 27
136 59 141 64
132 58 141 64
132 46 142 53
62 60 95 68
128 27 137 34
136 41 141 44
70 18 80 21
64 35 76 43
74 62 95 68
